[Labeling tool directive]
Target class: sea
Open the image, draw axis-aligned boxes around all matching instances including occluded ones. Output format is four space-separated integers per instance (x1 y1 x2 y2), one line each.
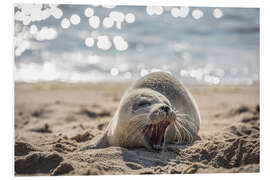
14 4 260 85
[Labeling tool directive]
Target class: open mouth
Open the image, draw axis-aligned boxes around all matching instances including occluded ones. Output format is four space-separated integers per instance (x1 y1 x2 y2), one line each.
143 120 170 150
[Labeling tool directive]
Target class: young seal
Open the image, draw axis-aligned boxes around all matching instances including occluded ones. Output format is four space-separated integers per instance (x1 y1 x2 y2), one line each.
82 72 201 151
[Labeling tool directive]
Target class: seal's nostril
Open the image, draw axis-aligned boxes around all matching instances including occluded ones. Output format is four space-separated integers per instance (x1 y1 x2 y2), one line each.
160 106 170 114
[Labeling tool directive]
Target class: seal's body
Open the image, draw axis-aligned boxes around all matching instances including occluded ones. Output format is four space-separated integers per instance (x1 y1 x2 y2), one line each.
83 72 201 151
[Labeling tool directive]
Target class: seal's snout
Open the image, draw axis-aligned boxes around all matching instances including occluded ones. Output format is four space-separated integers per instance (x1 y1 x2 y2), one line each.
160 105 170 115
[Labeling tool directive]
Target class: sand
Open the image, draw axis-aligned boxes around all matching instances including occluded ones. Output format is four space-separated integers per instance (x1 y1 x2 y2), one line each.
14 82 260 176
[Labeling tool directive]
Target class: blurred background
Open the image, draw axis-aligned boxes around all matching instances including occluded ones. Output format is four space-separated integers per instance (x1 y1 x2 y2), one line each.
14 4 259 85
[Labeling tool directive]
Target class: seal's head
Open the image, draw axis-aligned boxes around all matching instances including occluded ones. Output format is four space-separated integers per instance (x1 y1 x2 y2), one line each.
110 88 176 150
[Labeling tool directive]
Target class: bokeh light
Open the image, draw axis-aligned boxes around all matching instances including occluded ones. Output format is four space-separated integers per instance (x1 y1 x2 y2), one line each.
146 6 164 16
50 6 63 19
213 8 223 19
14 4 63 25
171 8 181 18
70 14 81 25
113 36 128 51
180 67 222 85
192 9 204 19
109 11 125 29
61 18 71 29
109 11 125 22
15 40 30 56
36 26 58 41
88 16 100 29
103 17 114 28
30 25 38 35
125 13 135 23
179 7 189 18
84 7 94 17
171 7 189 18
85 37 95 47
110 68 119 76
97 36 112 50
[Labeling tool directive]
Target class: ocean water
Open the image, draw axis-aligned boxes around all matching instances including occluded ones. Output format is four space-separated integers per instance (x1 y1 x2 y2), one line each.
14 4 260 84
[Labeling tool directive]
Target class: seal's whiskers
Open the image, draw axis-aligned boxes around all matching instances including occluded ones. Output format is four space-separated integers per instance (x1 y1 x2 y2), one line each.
174 114 194 143
123 115 149 145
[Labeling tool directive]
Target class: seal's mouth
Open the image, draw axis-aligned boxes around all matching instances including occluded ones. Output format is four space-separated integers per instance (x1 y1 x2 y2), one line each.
143 120 170 150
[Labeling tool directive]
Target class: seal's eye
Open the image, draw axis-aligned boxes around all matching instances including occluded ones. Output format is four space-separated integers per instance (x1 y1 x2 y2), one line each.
164 101 170 106
132 100 152 112
137 101 151 107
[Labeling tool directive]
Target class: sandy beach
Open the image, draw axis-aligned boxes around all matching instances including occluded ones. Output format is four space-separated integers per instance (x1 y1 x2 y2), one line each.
14 82 259 175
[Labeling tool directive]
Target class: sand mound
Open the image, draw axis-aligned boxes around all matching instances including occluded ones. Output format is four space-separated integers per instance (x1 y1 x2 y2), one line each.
15 152 63 174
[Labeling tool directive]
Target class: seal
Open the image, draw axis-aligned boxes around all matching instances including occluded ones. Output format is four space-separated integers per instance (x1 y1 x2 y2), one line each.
81 72 201 151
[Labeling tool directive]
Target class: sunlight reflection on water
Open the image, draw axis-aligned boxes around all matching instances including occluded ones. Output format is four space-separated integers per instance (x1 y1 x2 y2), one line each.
146 6 164 16
14 4 259 85
88 16 100 29
192 9 204 19
84 7 94 17
61 18 70 29
213 8 223 19
85 37 95 47
70 14 81 25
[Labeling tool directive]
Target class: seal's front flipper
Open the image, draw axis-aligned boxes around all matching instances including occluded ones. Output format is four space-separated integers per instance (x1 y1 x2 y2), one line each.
79 133 109 151
194 133 201 141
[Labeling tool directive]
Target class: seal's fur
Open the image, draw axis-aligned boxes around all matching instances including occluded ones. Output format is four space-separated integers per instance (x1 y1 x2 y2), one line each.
81 72 201 151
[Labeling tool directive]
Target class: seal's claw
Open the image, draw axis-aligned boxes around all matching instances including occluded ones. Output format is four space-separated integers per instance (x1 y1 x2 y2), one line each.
79 144 98 151
79 134 109 151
